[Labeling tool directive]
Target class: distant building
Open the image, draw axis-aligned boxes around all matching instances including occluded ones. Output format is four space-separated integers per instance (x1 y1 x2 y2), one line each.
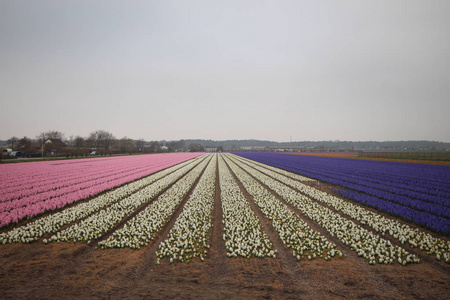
44 139 67 148
204 147 217 152
1 148 12 157
240 146 266 151
43 139 67 154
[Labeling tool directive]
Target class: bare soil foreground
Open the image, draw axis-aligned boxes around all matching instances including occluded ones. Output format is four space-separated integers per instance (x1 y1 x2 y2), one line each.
0 242 449 299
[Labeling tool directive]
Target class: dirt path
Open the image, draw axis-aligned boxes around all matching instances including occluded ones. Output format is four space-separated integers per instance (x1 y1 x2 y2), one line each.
1 237 448 299
208 155 230 279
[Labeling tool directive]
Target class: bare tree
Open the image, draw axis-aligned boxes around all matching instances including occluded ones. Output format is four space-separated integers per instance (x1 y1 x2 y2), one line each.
85 133 96 149
119 137 135 153
189 143 204 152
8 136 18 149
16 137 32 152
37 130 65 141
66 136 74 148
148 141 160 153
178 140 186 151
74 136 85 148
135 139 145 153
87 130 116 151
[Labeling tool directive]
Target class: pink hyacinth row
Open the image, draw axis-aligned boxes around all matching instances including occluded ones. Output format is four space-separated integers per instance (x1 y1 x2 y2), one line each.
0 153 202 227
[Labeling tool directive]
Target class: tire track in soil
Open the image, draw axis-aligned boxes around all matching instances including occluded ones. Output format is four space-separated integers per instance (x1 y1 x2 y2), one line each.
122 154 214 290
36 156 207 241
222 154 298 286
42 243 93 287
208 154 229 279
225 154 403 295
233 155 450 274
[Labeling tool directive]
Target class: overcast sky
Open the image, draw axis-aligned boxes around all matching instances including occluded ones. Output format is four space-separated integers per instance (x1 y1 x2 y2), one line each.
1 0 449 142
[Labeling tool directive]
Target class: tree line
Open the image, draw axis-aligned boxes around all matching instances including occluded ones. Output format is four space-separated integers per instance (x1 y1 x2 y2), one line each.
184 139 450 151
4 130 204 157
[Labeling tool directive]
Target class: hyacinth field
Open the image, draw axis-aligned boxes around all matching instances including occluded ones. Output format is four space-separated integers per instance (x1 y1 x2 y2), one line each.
1 152 449 263
1 152 449 299
0 153 202 227
234 152 450 235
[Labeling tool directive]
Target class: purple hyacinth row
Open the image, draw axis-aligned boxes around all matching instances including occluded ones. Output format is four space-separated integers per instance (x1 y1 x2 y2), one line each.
233 152 450 235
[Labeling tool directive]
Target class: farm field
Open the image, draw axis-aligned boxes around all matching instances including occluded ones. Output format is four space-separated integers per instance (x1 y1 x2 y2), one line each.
0 153 203 228
235 152 450 235
1 153 449 299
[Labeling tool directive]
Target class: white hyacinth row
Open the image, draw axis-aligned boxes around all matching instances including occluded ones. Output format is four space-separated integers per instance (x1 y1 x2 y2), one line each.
223 155 343 261
0 156 203 244
218 155 276 258
226 154 419 265
233 156 314 182
97 155 213 249
234 155 450 263
47 155 210 244
156 154 217 263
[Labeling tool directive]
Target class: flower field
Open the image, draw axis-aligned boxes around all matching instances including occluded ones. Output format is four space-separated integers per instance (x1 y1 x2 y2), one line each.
1 152 449 266
234 152 450 235
1 153 450 299
0 153 202 227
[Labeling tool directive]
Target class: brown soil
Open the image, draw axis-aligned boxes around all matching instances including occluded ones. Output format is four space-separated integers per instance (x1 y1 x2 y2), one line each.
1 242 449 299
1 154 449 299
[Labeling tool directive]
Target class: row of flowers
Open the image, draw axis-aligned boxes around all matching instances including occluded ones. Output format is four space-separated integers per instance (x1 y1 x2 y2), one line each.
46 155 209 245
301 159 450 199
155 154 217 263
1 154 202 202
97 155 212 249
0 156 203 244
293 168 450 218
0 153 203 227
309 166 449 207
1 167 165 212
229 154 419 265
1 160 139 200
224 155 343 261
236 155 450 263
233 152 450 234
218 156 276 258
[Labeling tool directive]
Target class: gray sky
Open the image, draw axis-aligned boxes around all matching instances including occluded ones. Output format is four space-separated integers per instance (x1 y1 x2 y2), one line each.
1 0 449 142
